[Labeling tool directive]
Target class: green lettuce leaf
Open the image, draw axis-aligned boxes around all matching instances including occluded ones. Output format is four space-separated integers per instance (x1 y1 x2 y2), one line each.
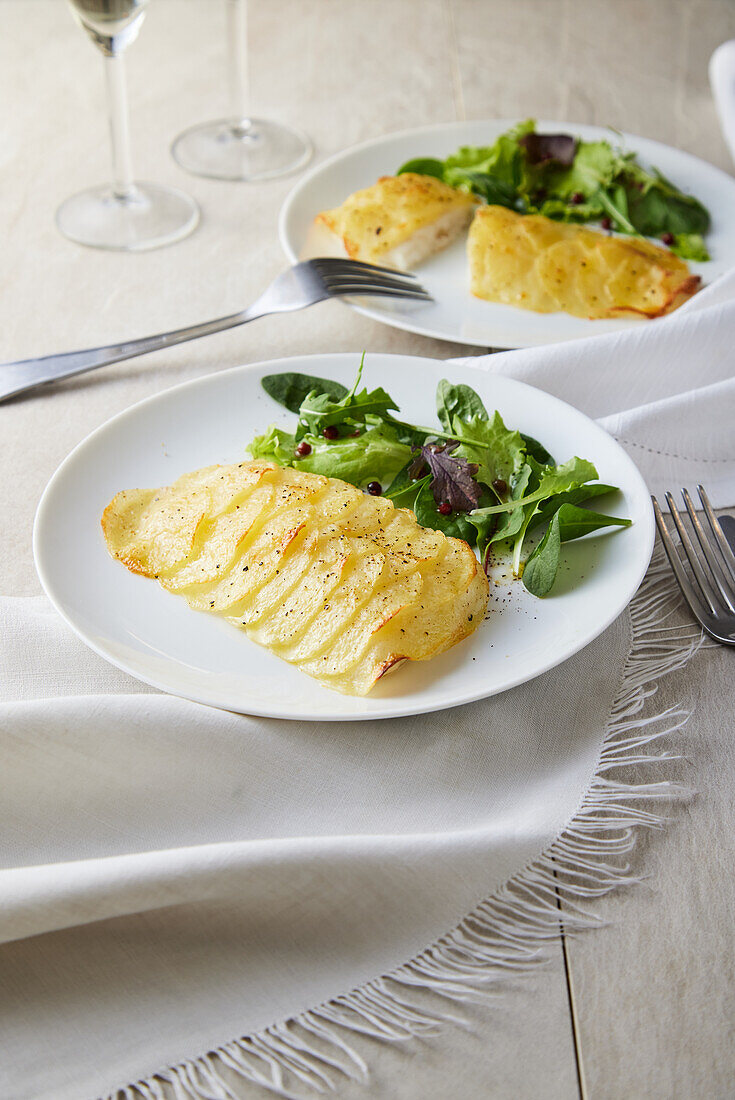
293 423 412 487
247 425 297 465
670 232 710 262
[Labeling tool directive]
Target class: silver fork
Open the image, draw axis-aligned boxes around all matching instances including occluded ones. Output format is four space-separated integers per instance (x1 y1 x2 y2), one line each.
652 485 735 646
0 258 431 403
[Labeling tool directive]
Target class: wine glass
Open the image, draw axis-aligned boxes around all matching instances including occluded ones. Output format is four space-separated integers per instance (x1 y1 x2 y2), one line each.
171 0 312 182
57 0 200 251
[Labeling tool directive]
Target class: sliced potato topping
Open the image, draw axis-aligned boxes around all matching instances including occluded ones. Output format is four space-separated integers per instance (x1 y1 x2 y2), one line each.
102 462 489 696
316 173 475 269
468 205 700 319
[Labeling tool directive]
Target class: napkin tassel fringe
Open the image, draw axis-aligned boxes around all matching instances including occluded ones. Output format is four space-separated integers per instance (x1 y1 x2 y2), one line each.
105 554 704 1100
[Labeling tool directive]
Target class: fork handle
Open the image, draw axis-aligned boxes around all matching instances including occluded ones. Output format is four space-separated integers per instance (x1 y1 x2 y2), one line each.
0 303 271 403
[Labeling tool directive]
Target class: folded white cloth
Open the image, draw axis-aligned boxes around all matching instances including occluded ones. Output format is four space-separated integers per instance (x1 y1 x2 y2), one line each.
1 273 731 1100
710 41 735 168
1 595 634 1100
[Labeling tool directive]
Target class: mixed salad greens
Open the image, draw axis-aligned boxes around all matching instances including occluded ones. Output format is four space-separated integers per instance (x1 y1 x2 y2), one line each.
248 356 631 598
397 119 711 262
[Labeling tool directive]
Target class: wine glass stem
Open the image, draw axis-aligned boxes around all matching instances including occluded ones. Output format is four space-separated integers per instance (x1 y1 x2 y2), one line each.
104 50 135 201
227 0 252 133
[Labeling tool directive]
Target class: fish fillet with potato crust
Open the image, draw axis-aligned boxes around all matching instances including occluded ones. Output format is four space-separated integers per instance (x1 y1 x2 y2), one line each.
468 205 700 319
102 462 489 696
316 173 476 270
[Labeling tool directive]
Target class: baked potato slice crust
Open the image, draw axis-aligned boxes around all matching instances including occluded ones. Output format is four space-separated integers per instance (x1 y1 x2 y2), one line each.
468 205 700 319
102 462 489 695
316 173 475 270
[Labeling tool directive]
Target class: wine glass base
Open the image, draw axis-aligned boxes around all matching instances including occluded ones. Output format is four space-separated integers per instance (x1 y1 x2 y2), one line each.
171 117 312 181
56 182 200 252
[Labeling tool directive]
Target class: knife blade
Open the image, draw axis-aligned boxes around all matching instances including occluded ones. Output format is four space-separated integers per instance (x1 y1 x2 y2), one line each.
717 514 735 555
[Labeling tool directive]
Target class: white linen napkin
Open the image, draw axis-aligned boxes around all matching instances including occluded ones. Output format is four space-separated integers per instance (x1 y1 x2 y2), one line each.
710 41 735 168
1 272 731 1100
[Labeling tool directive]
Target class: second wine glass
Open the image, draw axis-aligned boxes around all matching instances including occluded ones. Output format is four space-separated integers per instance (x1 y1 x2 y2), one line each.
171 0 312 182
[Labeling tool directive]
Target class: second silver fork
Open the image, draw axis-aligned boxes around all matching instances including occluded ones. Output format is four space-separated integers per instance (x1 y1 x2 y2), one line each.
653 485 735 646
0 258 431 404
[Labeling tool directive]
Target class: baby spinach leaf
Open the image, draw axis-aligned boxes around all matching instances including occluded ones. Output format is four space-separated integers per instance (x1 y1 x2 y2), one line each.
522 511 563 597
436 379 489 431
522 503 633 597
520 432 554 466
529 483 620 530
447 171 521 209
624 166 710 237
262 372 347 414
413 480 482 543
396 157 446 180
551 503 632 542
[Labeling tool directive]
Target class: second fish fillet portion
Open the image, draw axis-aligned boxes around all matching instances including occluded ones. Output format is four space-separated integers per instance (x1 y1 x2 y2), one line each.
468 204 700 319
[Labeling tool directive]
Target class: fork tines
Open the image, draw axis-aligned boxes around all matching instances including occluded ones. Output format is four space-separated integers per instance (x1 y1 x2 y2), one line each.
309 257 432 301
653 485 735 645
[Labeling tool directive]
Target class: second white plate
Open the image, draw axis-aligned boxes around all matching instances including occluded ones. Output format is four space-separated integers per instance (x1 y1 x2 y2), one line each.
279 119 735 348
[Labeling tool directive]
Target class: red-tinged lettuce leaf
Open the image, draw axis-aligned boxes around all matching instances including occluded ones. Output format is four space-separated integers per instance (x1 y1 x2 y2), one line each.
411 441 482 513
520 132 576 166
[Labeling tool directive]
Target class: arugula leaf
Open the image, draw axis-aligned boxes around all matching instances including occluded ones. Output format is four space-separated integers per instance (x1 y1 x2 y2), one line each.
261 372 348 414
385 466 429 508
522 503 632 597
596 185 637 234
411 441 482 512
299 386 399 435
487 461 534 546
470 457 599 517
469 459 533 557
436 379 489 431
470 456 599 576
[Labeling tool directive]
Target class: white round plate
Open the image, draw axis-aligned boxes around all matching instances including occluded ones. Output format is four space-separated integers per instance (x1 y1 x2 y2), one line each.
34 353 654 721
279 119 735 348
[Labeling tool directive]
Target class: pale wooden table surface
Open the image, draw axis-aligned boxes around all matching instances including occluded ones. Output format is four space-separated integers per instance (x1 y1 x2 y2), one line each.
2 2 734 1097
